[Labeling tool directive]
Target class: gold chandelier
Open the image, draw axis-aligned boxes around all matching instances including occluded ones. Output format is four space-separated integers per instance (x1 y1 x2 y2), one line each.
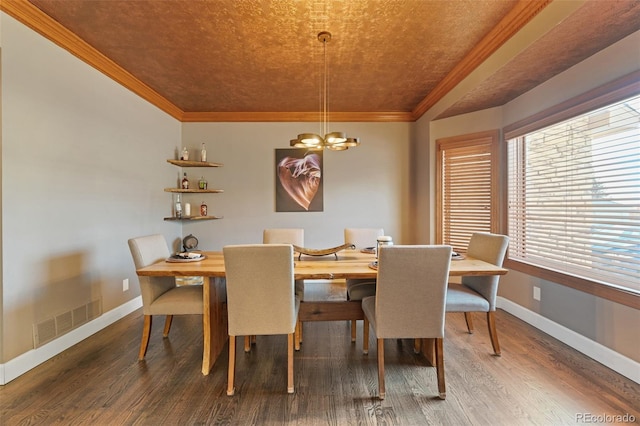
290 31 360 151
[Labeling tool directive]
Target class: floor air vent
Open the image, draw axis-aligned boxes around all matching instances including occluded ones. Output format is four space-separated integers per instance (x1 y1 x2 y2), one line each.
33 299 102 348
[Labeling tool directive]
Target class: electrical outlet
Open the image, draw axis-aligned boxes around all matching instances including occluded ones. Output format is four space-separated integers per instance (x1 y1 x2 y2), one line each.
533 286 541 301
122 278 129 292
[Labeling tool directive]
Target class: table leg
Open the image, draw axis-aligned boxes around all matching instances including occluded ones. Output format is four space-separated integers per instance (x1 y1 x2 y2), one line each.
202 277 228 375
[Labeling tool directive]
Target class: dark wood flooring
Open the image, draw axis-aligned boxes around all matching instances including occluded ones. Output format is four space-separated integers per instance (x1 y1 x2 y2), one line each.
1 281 638 425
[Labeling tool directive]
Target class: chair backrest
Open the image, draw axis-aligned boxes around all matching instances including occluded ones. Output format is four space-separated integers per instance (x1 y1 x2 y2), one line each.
375 245 452 339
461 233 509 309
344 228 384 248
223 244 297 336
263 228 304 246
128 234 176 312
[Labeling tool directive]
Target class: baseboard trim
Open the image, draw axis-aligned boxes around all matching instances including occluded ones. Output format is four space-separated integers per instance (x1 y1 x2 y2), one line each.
2 296 636 385
0 296 142 385
497 297 639 384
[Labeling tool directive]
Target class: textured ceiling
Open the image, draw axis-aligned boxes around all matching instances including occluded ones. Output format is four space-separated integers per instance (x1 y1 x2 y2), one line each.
17 0 640 120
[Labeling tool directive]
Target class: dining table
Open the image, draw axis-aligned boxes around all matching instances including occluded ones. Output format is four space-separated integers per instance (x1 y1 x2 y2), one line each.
135 249 508 375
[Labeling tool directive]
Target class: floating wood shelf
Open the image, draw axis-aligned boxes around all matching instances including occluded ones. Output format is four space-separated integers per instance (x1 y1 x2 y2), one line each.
167 159 223 167
164 216 223 222
166 158 224 222
164 188 224 193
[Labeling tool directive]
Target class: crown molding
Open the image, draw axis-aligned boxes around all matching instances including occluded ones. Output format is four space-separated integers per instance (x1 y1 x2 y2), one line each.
2 1 415 123
1 0 184 120
412 0 552 120
181 111 414 123
2 0 548 124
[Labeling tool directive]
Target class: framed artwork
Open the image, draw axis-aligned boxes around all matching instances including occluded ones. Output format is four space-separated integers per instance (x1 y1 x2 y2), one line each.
275 148 323 212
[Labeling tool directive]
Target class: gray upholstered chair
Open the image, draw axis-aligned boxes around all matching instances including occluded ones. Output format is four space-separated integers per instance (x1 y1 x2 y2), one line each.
223 244 301 395
263 228 306 343
362 245 452 400
446 232 509 355
128 234 203 361
263 228 305 299
344 228 384 342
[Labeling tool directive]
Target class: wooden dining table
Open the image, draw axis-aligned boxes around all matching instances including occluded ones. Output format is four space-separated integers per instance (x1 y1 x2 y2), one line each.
135 249 508 375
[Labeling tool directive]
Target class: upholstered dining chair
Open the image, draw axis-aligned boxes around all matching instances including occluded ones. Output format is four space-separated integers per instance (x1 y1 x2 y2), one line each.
223 244 301 395
263 228 305 299
344 228 384 342
446 232 509 356
263 228 305 343
128 234 203 361
362 245 452 400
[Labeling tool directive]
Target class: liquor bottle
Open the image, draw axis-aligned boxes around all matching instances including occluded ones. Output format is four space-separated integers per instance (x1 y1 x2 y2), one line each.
200 143 207 162
200 201 208 217
175 194 182 218
180 147 189 161
181 173 189 189
199 176 208 190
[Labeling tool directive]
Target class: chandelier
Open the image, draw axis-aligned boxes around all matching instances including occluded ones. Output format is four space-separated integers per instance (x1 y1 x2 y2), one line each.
290 31 360 151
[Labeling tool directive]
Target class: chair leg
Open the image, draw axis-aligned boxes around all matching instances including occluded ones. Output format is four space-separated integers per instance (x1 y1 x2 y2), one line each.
351 320 357 342
487 311 501 356
162 315 173 337
244 336 251 352
295 320 301 351
377 338 386 400
414 338 421 354
464 312 474 334
435 337 446 400
138 315 152 361
299 321 303 343
227 336 236 396
363 317 370 354
287 333 295 394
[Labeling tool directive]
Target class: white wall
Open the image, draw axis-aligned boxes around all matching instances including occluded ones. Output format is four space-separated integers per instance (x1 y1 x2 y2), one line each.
1 13 181 364
181 122 411 250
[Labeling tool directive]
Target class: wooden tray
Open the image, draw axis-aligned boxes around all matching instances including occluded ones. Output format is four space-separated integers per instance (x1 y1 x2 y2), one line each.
292 243 356 260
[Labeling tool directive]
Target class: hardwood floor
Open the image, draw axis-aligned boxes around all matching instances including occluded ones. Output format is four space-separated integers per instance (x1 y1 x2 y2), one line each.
1 280 638 425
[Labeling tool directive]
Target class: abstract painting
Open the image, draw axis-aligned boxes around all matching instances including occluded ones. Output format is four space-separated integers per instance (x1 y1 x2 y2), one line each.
275 149 323 212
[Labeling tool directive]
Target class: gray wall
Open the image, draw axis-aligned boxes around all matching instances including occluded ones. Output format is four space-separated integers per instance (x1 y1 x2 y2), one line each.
180 122 410 250
1 14 181 362
1 8 638 379
424 31 640 363
1 12 410 367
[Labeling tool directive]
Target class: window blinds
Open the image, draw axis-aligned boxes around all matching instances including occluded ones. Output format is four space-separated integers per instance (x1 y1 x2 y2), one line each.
507 94 640 292
439 135 495 251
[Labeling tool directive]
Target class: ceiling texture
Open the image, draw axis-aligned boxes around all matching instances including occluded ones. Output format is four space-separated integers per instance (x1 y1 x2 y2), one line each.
4 0 640 122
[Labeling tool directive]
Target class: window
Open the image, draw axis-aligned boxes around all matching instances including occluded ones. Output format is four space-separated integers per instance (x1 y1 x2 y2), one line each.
507 93 640 294
436 130 500 251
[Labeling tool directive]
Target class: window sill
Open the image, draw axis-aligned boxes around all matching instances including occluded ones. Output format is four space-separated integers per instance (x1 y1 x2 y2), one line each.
504 259 640 310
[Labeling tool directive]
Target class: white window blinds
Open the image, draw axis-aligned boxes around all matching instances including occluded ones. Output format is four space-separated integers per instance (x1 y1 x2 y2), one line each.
507 94 640 292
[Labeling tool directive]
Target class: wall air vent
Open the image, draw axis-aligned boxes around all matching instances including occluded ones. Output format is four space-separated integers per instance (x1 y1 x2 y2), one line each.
33 299 102 348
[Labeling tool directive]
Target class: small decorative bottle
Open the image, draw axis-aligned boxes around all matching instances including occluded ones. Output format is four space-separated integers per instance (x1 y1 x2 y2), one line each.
180 147 189 161
175 194 183 218
200 201 208 217
198 176 208 190
200 143 207 162
181 173 189 189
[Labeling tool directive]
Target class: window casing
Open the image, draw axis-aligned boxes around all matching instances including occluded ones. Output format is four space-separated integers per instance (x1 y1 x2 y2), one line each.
505 73 640 303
